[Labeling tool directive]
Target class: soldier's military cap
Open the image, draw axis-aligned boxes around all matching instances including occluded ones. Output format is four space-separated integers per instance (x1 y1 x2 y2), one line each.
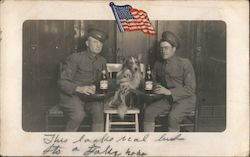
87 28 108 42
161 31 180 49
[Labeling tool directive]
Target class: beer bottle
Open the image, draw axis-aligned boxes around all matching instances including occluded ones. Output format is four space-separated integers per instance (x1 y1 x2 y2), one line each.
99 64 108 94
145 65 153 94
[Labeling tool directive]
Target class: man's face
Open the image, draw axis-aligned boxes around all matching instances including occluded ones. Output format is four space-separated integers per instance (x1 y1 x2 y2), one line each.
86 36 103 55
160 41 176 59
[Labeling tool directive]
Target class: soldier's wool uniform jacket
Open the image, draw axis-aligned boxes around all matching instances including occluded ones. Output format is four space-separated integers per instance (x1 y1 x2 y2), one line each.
58 50 107 96
153 55 196 106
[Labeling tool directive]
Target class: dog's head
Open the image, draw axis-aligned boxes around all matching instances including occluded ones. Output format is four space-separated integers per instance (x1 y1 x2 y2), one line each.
116 54 143 87
123 55 142 73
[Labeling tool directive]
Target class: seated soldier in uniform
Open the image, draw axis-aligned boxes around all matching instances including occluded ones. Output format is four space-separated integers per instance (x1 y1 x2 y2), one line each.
144 31 196 132
58 28 108 132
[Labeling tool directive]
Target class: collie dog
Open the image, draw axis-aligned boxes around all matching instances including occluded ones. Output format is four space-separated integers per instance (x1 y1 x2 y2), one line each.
106 55 143 119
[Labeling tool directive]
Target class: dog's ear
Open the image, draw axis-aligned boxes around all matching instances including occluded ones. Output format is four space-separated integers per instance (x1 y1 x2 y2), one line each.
120 56 126 64
137 53 143 62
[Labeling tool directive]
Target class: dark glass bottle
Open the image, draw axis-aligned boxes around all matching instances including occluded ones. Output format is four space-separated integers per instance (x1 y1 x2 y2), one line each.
99 64 108 94
145 65 153 94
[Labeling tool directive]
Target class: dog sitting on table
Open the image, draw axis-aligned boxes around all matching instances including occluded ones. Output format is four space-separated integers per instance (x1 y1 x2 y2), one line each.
106 55 143 119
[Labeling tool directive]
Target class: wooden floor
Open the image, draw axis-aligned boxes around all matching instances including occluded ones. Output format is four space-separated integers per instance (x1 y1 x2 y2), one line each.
197 105 226 132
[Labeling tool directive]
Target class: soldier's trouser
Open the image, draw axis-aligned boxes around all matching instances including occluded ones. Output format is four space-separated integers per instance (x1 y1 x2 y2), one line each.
60 95 104 132
144 98 194 132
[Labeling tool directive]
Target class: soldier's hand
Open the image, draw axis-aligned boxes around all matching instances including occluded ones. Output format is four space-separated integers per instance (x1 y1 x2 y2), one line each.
76 85 96 95
154 84 171 95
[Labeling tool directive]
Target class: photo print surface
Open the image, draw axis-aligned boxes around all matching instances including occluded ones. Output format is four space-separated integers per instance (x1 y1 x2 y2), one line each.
22 20 226 132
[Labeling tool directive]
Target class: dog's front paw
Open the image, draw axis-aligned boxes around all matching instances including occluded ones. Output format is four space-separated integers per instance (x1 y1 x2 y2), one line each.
117 104 128 119
108 101 113 107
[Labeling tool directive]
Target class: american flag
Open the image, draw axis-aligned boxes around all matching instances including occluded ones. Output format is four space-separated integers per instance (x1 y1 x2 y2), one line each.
110 2 156 35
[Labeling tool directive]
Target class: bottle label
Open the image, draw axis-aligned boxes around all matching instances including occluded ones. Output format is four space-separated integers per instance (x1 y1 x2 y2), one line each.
145 81 153 90
100 80 108 89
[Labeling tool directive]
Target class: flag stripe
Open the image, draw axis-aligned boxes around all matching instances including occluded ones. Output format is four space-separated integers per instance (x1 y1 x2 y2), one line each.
121 21 153 27
123 26 155 32
122 24 155 31
123 27 154 32
123 28 156 35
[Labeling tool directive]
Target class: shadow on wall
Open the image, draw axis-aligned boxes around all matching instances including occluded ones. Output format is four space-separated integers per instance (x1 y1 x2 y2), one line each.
76 37 87 52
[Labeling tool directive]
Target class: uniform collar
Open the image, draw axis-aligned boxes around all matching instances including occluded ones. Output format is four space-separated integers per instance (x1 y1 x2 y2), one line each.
86 49 98 61
163 55 177 64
